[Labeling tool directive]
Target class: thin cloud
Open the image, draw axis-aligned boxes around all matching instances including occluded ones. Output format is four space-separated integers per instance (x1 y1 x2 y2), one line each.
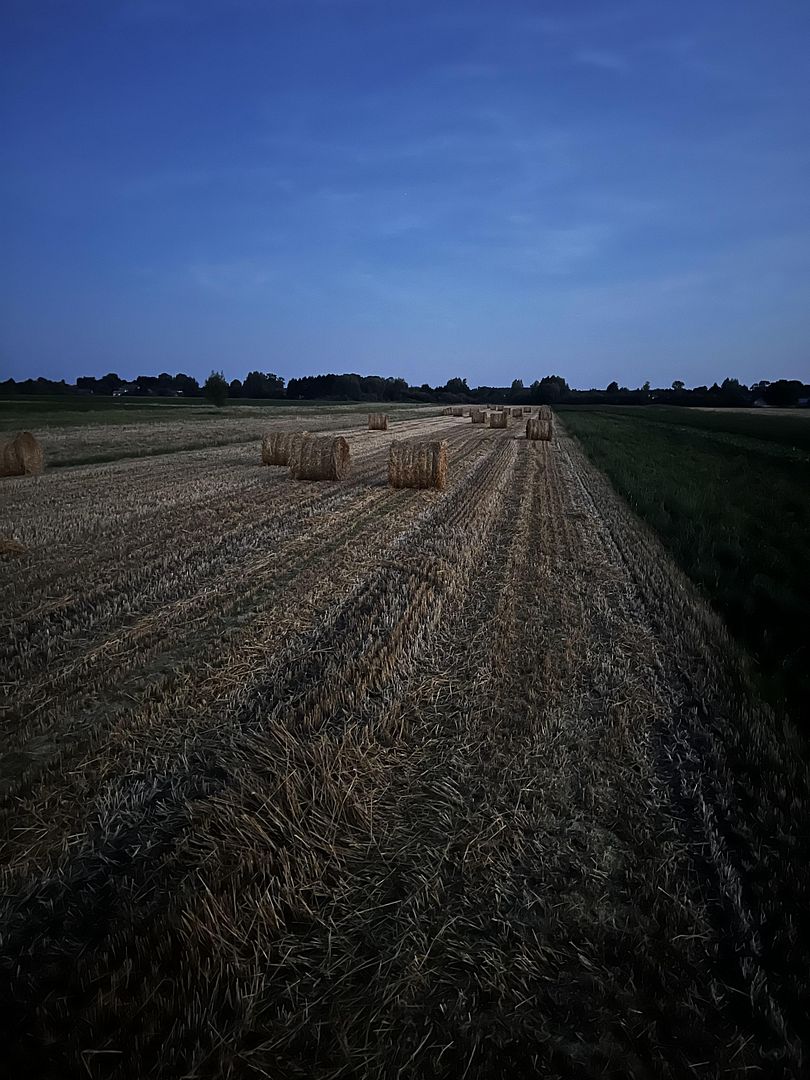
574 49 628 73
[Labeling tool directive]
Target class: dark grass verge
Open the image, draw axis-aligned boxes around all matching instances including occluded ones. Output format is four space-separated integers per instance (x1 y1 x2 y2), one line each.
560 407 810 730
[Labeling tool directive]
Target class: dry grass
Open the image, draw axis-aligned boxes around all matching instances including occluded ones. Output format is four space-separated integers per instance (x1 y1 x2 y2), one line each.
289 435 351 481
388 438 448 490
0 409 803 1078
0 537 27 557
0 432 44 477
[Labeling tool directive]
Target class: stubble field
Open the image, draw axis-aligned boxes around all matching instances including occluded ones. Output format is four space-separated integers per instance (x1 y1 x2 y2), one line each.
1 406 806 1078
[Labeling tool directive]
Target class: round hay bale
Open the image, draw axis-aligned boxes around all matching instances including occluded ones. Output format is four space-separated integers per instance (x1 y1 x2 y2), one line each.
538 405 552 420
388 439 447 490
368 413 388 431
526 418 552 441
471 408 487 423
261 430 309 466
512 407 523 418
489 411 508 429
451 407 464 417
289 435 351 481
0 431 45 477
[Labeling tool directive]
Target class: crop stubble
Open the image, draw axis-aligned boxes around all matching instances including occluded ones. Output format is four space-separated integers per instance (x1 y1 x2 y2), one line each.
0 413 803 1077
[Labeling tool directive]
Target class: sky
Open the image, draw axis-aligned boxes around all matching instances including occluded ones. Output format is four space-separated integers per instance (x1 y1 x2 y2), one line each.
2 0 809 389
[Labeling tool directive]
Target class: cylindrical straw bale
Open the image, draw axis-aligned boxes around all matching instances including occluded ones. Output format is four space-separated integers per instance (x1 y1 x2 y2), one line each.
289 435 351 481
0 432 45 477
526 418 552 441
368 413 388 431
388 439 448 490
261 430 309 466
489 411 508 429
451 407 464 417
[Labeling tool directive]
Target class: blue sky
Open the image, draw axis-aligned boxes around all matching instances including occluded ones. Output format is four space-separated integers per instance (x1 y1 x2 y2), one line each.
2 0 809 388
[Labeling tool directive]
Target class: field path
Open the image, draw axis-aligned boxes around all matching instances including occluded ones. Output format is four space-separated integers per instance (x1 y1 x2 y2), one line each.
0 416 803 1078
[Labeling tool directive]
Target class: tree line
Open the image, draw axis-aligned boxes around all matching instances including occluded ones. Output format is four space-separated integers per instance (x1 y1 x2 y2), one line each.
2 370 807 409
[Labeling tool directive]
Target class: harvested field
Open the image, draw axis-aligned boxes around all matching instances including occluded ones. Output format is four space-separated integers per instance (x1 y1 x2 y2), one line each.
0 409 806 1078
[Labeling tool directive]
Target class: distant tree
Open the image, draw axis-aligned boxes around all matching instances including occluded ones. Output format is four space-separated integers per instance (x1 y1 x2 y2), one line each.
229 378 243 396
719 377 748 405
242 371 285 398
534 374 569 404
606 381 619 393
509 378 524 401
672 380 685 391
203 370 228 407
443 377 470 395
764 379 804 407
642 380 651 392
174 373 201 396
383 376 408 401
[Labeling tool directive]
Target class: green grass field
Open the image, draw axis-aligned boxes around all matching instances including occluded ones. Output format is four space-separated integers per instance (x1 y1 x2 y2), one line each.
0 396 429 432
560 405 810 727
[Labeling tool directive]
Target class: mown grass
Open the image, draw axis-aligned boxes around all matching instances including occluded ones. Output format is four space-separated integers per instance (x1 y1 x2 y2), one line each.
560 406 810 727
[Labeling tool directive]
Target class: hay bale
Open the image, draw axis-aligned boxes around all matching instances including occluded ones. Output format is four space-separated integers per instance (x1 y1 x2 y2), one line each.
289 435 351 481
441 406 453 416
526 418 552 441
388 439 447 490
261 430 309 466
471 408 487 423
451 407 464 417
0 431 45 477
512 407 523 419
538 405 552 420
0 537 27 557
368 413 388 431
489 411 508 429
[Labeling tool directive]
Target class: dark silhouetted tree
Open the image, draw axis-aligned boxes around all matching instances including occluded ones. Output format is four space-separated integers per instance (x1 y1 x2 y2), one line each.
204 370 228 407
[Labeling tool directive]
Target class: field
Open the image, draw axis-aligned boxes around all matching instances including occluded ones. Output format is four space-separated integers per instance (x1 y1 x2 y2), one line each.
0 397 427 467
559 405 810 726
1 406 808 1078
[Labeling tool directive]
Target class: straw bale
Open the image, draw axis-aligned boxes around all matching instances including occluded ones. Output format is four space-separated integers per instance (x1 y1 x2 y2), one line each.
0 431 45 477
261 430 309 466
368 413 388 431
526 418 552 441
388 439 448 490
489 411 508 429
289 435 351 481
